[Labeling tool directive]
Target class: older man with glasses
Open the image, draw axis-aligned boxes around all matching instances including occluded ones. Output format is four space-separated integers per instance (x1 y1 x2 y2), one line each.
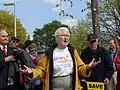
80 33 114 90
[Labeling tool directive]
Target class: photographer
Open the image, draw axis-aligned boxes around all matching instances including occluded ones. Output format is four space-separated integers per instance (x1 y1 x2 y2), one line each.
14 43 35 90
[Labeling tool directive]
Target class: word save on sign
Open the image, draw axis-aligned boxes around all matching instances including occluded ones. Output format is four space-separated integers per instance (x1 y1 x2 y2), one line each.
86 81 104 90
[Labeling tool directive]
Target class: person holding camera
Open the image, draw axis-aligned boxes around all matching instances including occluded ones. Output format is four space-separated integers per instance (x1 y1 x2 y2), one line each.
80 34 114 90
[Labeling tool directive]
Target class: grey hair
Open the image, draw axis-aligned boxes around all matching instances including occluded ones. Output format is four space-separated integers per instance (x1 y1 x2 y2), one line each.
54 27 70 43
54 27 70 36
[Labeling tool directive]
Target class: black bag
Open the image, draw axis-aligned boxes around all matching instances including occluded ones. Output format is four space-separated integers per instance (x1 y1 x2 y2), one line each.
24 80 34 90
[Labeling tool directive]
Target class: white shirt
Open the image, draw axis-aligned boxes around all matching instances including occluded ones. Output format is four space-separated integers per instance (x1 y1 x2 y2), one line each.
53 47 73 77
0 45 7 52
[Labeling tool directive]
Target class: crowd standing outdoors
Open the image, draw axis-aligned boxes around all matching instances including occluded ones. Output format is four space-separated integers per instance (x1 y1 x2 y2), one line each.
0 27 120 90
21 27 101 90
0 28 43 90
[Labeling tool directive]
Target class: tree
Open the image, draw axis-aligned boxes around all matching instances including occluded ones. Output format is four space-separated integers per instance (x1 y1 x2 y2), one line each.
0 10 27 43
85 0 120 47
56 0 73 18
33 20 68 51
57 0 120 48
98 0 120 45
70 20 90 54
91 0 100 36
115 0 120 15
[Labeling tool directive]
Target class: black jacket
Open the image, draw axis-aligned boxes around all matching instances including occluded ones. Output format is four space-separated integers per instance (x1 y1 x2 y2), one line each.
45 44 76 90
80 46 114 82
0 46 15 89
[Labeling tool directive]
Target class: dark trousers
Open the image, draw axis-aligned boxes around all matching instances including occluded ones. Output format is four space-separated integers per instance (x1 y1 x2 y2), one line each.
18 84 25 90
2 85 17 90
34 81 43 90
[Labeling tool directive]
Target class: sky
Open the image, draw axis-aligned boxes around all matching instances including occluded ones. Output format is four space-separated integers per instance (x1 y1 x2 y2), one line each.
0 0 89 39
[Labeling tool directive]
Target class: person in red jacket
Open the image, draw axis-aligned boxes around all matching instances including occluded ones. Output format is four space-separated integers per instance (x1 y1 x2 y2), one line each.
115 53 120 90
106 39 119 90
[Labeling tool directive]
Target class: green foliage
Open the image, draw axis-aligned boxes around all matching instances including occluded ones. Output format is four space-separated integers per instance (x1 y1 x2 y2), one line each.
115 0 120 16
27 34 30 40
99 0 120 40
85 0 120 48
70 20 90 54
57 0 73 18
33 20 68 51
0 10 27 43
59 10 74 18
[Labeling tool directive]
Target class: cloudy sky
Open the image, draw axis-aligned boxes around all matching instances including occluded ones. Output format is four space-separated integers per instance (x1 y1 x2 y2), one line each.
0 0 89 39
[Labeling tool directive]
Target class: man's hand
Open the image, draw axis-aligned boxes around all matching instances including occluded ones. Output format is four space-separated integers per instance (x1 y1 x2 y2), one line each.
21 65 33 75
87 58 101 70
5 55 15 62
104 78 109 84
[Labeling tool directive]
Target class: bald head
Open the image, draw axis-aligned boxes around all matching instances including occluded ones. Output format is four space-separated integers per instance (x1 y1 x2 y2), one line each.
0 29 9 46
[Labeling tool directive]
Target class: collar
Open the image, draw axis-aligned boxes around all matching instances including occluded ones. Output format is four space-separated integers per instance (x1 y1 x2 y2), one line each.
0 45 7 50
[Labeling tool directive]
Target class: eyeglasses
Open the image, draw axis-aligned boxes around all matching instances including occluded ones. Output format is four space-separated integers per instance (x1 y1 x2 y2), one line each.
58 34 70 37
13 40 19 43
30 50 37 52
90 40 97 43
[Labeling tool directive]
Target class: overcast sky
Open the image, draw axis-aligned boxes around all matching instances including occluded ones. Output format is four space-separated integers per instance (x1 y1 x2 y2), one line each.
0 0 89 39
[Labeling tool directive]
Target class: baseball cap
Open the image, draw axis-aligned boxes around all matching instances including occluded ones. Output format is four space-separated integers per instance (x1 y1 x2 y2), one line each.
87 34 98 41
24 40 34 48
11 37 20 42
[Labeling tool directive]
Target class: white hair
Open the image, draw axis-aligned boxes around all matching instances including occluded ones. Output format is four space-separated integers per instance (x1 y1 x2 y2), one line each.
54 27 70 43
54 27 69 37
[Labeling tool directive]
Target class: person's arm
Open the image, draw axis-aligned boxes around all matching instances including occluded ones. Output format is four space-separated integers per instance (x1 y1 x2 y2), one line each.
32 58 39 65
104 48 114 82
115 54 120 71
0 57 6 70
5 55 15 62
0 54 15 72
75 50 100 77
21 53 48 80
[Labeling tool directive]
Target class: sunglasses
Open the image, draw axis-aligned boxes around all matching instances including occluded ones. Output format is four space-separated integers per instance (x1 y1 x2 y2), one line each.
90 40 96 43
13 40 19 43
30 50 37 52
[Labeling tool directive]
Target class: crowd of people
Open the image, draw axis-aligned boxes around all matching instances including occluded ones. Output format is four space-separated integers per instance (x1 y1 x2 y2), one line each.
0 27 120 90
0 28 43 90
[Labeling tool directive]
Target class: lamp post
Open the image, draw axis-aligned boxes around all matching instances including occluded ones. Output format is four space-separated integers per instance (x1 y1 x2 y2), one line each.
3 2 16 37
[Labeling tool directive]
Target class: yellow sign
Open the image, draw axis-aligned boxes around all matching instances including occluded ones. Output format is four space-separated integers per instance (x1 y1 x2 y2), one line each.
86 81 104 90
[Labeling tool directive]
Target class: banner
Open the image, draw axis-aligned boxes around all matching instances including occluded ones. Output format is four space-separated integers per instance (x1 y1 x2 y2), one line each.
86 81 104 90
